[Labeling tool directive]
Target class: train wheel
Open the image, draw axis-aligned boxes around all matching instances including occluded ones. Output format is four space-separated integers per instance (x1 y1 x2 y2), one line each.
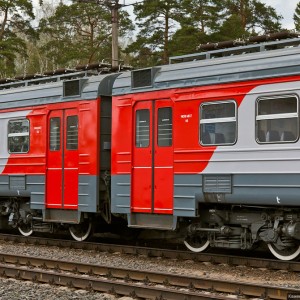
18 223 33 237
69 220 92 242
184 234 210 252
267 243 300 261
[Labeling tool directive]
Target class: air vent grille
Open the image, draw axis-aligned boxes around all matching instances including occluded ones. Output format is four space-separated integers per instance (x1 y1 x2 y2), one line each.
132 68 153 89
203 175 232 193
64 80 80 97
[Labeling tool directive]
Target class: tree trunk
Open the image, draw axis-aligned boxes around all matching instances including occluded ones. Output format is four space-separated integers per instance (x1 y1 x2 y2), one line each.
163 10 169 65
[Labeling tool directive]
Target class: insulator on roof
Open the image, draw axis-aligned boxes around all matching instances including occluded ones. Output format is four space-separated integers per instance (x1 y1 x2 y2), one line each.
14 74 45 81
197 31 300 52
0 59 133 88
0 78 16 84
170 31 300 64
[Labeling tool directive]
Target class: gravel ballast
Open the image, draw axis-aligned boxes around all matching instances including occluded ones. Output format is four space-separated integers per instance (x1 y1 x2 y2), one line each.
0 240 298 299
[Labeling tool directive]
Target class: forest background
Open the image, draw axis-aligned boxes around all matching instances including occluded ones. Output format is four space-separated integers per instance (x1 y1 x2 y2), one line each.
2 0 300 78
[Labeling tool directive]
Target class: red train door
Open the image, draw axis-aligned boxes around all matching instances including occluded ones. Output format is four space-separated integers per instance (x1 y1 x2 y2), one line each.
154 100 173 214
132 100 173 214
46 109 79 209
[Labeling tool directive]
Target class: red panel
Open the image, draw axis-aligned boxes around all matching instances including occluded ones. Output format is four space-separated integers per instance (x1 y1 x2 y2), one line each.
131 100 174 214
46 108 79 210
78 101 99 175
113 77 287 177
131 101 152 212
3 100 99 176
63 109 78 209
154 100 173 214
46 110 63 208
111 98 132 175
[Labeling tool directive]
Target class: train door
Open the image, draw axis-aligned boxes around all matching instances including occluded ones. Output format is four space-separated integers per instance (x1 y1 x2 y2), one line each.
46 109 79 209
132 100 173 214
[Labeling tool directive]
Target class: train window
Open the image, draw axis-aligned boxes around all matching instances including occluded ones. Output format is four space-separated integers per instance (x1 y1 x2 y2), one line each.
256 95 298 143
8 119 30 153
158 107 172 147
49 117 61 151
66 116 78 150
136 109 150 147
200 101 237 146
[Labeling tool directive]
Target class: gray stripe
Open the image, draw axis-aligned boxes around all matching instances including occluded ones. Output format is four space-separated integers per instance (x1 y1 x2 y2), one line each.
113 46 300 95
111 175 131 214
0 73 118 110
78 175 98 213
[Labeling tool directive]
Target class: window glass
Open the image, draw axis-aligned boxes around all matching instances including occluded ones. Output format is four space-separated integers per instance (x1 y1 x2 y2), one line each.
50 117 61 151
256 95 298 143
258 97 297 115
200 101 236 146
158 107 172 147
201 102 235 119
66 116 78 150
8 119 30 153
136 109 150 147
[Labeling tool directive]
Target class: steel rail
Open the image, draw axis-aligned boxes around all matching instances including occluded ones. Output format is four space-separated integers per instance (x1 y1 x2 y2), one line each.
0 263 224 300
1 233 300 272
0 252 298 300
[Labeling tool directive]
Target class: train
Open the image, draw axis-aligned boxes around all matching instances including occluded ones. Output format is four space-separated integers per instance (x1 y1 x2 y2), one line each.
1 32 300 261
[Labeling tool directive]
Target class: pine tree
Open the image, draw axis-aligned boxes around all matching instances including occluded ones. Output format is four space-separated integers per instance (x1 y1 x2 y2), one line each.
225 0 282 33
168 0 224 56
211 14 247 41
180 0 224 33
38 0 133 68
0 0 36 77
294 2 300 31
126 0 181 66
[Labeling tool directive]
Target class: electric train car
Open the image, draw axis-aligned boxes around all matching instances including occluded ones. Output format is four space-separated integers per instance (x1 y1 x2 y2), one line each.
1 35 300 260
111 36 300 261
0 65 117 241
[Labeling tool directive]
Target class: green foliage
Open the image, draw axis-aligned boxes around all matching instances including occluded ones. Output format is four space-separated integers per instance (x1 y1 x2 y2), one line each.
179 0 224 33
224 0 282 33
0 0 35 77
0 0 288 75
167 0 225 57
169 27 208 57
126 0 181 66
38 0 133 68
211 14 247 41
126 0 283 67
294 2 300 31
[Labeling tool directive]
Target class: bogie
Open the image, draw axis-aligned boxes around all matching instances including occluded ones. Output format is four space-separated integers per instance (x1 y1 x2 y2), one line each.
183 207 300 260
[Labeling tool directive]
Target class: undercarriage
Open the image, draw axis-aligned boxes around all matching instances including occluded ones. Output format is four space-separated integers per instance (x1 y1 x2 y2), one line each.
184 205 300 260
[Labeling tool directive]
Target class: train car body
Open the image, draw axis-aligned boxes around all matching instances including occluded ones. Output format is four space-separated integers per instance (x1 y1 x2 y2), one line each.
0 71 115 240
111 37 300 260
2 35 300 260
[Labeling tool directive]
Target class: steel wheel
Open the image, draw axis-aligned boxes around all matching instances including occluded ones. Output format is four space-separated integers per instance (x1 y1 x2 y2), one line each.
267 243 300 261
184 234 210 253
18 223 33 237
69 220 92 242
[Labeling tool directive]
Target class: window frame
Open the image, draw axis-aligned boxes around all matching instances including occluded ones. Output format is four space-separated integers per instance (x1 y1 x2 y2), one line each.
66 115 79 150
7 118 30 154
135 109 150 148
255 94 299 144
49 117 61 151
157 107 173 147
199 100 237 146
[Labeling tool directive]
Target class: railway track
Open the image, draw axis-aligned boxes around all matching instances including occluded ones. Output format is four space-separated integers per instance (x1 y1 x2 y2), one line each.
1 233 300 299
1 233 300 272
0 251 298 299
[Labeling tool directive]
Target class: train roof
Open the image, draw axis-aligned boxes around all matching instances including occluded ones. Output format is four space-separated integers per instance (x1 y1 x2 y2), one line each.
0 71 120 110
112 36 300 96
